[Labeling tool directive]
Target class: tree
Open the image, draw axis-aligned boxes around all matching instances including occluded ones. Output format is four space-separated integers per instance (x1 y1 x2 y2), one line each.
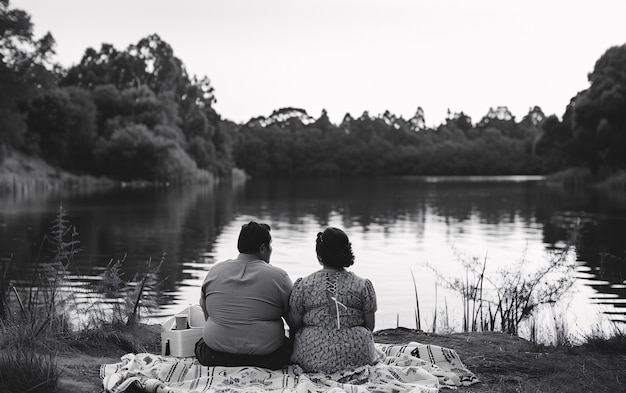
477 106 519 138
442 111 473 134
93 123 200 182
520 106 546 128
61 34 232 178
25 87 97 171
572 44 626 174
533 97 586 172
92 84 126 134
62 34 216 111
0 0 56 148
312 109 333 132
409 107 426 131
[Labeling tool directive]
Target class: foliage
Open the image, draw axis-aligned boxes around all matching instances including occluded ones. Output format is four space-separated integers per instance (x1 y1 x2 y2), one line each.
0 348 59 393
0 203 166 391
93 122 200 182
25 86 98 171
583 320 626 353
70 326 153 354
52 34 230 183
0 255 11 320
536 44 626 178
594 170 626 191
1 204 162 333
0 203 81 336
571 44 626 175
93 254 165 327
427 241 577 336
233 105 546 177
545 167 592 189
0 0 57 148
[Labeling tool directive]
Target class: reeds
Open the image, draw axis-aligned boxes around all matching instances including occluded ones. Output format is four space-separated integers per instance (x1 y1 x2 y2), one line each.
0 204 164 392
582 317 626 353
419 239 578 339
91 253 165 327
409 269 421 331
1 204 78 337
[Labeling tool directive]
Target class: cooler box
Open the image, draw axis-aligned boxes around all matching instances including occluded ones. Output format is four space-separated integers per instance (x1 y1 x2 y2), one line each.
161 305 204 357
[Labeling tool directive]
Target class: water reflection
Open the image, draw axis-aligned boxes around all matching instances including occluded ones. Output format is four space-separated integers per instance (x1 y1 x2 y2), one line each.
1 177 625 329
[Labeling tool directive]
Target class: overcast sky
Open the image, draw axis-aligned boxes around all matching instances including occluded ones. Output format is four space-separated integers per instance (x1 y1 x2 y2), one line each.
12 0 626 126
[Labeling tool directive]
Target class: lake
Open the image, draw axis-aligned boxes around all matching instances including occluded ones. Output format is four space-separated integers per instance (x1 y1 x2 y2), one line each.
1 176 625 337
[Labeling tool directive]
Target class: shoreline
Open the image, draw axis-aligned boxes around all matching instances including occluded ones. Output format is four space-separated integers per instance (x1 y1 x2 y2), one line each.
23 323 623 392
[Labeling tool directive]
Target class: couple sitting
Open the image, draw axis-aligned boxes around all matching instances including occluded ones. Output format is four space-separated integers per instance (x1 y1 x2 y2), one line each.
195 221 380 373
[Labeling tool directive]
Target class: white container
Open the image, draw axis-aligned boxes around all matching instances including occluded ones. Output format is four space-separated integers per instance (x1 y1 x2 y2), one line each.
161 305 204 357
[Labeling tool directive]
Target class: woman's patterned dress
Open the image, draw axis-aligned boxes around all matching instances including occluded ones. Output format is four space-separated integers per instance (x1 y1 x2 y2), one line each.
289 270 379 373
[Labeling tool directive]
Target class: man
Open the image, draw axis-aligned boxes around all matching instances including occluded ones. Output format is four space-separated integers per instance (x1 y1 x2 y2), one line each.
195 221 294 369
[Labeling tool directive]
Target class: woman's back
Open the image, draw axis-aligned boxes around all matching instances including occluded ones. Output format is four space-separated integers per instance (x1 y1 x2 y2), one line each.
289 270 379 373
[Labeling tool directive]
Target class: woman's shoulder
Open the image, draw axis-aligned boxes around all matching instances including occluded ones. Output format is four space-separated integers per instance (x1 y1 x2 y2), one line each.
343 270 371 282
295 270 327 284
299 270 323 280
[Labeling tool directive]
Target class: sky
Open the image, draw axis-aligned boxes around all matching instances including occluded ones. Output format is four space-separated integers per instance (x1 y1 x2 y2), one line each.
11 0 626 127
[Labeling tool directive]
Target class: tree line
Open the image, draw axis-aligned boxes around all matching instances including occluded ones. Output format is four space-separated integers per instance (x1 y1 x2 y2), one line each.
1 0 625 182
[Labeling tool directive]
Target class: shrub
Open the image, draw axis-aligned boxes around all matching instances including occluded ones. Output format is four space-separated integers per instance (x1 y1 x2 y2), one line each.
427 243 577 336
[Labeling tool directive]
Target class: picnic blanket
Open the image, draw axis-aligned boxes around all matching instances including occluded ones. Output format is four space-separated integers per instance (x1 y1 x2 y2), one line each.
101 342 479 393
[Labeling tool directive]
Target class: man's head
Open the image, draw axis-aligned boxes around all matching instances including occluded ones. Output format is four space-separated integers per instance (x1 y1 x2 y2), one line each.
237 221 272 262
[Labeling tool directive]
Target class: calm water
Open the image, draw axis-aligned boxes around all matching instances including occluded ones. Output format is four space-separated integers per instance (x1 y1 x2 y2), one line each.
1 177 625 335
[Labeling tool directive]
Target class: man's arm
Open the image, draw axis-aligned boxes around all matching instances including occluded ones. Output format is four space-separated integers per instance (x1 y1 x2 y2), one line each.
199 287 208 320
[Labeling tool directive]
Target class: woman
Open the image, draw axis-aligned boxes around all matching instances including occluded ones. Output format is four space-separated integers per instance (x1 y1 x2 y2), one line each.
288 227 380 373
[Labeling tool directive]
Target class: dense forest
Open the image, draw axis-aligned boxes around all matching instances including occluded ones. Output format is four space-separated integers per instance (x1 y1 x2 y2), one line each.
1 0 625 183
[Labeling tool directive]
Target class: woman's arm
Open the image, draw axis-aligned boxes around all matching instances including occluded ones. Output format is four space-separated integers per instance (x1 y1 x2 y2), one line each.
287 308 303 334
362 278 377 331
363 312 375 331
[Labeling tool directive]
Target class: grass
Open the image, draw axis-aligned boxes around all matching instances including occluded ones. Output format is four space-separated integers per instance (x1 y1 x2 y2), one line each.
0 348 59 393
582 321 626 353
0 205 163 392
374 328 626 393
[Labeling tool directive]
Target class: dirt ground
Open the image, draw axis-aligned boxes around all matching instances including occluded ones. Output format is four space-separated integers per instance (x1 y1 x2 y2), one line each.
55 325 626 393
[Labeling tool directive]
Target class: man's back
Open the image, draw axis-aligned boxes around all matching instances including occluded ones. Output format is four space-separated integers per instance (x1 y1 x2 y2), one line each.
200 254 292 355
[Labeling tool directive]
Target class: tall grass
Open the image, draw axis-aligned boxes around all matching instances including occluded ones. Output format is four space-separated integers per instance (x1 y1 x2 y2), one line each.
0 204 164 392
0 204 78 338
0 254 12 320
582 317 626 352
420 239 577 338
93 254 165 327
409 269 421 331
0 348 60 393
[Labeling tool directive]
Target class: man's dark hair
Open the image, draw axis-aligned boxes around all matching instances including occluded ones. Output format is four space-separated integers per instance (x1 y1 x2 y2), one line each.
237 221 271 254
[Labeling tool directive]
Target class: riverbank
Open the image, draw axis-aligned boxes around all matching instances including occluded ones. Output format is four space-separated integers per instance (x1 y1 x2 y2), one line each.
0 150 245 193
0 150 117 193
27 324 622 392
